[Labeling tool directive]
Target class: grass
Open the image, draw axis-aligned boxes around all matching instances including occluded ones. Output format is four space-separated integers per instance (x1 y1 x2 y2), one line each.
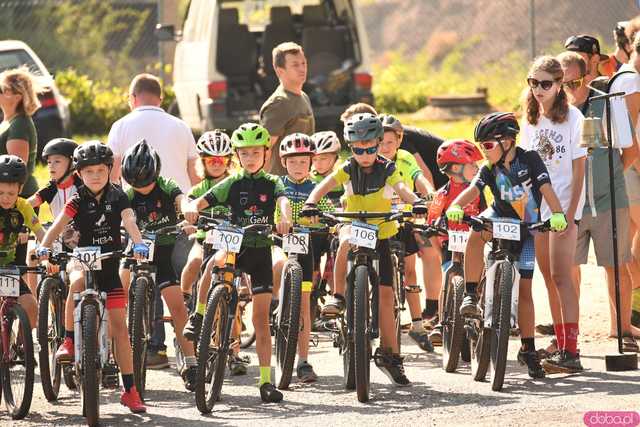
398 115 478 141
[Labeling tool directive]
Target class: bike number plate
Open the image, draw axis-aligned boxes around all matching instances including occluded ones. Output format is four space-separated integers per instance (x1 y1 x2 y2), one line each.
492 218 520 241
142 237 156 260
350 221 378 249
448 230 469 253
0 266 20 297
52 239 63 254
73 246 102 270
283 232 309 254
206 226 244 253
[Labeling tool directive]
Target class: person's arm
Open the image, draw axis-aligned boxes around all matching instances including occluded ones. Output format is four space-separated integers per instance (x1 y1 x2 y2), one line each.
306 176 338 204
121 208 143 244
6 139 29 163
187 157 200 186
414 173 435 196
622 143 639 170
566 157 586 222
27 194 42 208
539 183 564 214
276 196 292 234
394 181 420 204
451 185 481 210
41 214 72 248
34 227 45 243
622 92 640 172
413 153 435 189
110 154 122 184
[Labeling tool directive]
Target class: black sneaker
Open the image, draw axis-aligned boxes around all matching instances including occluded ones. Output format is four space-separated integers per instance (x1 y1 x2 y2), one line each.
183 312 203 342
535 323 555 336
517 348 545 379
408 329 434 352
429 324 443 346
542 350 584 374
228 354 248 376
374 348 411 387
632 310 640 328
259 382 283 403
459 293 480 317
296 361 318 383
181 365 197 391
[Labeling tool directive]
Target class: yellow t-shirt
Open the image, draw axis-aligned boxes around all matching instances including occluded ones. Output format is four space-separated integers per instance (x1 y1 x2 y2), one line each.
0 197 43 265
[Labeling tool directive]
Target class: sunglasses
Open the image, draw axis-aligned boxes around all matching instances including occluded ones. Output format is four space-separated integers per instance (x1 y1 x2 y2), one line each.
563 77 584 90
351 145 378 155
479 141 500 151
527 78 557 90
204 156 229 166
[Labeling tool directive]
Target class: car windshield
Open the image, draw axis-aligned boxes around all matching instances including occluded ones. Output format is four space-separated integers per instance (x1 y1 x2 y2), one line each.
0 49 43 75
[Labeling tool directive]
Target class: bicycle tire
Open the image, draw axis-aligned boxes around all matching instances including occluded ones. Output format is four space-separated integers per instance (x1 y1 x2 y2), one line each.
38 277 65 401
131 276 151 399
353 265 371 403
2 304 35 419
276 259 302 390
391 253 402 353
490 261 513 391
342 298 355 390
443 274 466 372
63 365 76 390
80 303 99 427
471 278 490 381
195 284 229 414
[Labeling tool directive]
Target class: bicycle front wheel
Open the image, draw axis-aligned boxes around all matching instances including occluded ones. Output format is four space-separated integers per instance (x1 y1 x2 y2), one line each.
195 284 230 414
489 261 513 391
81 304 100 427
470 278 490 381
38 277 65 401
131 276 152 399
353 265 371 403
2 304 35 419
275 259 302 390
443 274 466 372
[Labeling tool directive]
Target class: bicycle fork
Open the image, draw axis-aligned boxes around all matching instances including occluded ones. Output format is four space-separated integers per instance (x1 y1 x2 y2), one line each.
73 291 109 368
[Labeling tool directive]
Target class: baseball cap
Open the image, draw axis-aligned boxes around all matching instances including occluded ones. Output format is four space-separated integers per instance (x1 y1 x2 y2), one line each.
564 35 609 60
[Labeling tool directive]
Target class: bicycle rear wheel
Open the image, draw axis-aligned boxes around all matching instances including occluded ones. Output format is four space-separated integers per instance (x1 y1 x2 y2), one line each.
275 259 302 390
80 304 100 427
131 276 152 399
490 261 513 391
353 265 371 403
2 304 35 419
195 284 230 414
38 277 65 401
443 274 466 372
470 278 490 381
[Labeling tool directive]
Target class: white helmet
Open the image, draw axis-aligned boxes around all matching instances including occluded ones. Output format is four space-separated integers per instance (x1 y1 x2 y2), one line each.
311 131 341 155
197 130 232 157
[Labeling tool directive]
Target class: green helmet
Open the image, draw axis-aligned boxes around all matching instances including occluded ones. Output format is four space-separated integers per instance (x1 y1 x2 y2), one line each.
231 123 270 149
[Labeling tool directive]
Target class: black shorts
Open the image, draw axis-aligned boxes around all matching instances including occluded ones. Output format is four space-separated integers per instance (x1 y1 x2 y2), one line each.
375 238 394 287
311 232 331 268
274 240 314 282
237 246 273 295
153 244 178 290
394 222 419 256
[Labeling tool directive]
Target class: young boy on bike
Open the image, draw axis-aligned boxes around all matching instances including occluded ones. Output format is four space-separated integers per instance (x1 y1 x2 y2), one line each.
310 131 344 206
377 114 435 352
183 123 292 403
301 113 427 386
445 112 567 379
426 139 485 343
273 133 334 383
119 139 197 391
0 155 45 337
37 141 148 413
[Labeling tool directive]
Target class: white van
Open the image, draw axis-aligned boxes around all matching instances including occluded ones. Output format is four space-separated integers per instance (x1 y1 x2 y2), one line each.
158 0 373 133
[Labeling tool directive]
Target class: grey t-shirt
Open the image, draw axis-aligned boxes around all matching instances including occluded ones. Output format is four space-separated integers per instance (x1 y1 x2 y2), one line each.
580 91 629 215
260 84 315 175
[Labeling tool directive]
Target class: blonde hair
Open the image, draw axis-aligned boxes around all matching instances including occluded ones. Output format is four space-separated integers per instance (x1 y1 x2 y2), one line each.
522 56 569 125
0 66 42 116
340 103 378 122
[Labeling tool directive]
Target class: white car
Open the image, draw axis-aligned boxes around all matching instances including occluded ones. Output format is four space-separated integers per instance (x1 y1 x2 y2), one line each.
0 40 71 159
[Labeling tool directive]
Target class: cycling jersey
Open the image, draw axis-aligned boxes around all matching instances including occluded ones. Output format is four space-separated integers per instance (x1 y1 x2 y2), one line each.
0 197 43 265
189 175 231 241
277 176 333 224
472 147 550 222
33 173 82 217
310 168 344 206
203 169 285 247
391 149 422 211
127 177 182 246
330 156 403 239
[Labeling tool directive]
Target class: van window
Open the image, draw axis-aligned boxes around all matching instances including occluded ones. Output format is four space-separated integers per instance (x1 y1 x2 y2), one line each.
0 49 42 75
221 0 321 28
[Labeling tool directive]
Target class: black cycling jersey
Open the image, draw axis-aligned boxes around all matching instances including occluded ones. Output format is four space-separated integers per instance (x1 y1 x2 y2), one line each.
203 169 285 247
401 125 447 189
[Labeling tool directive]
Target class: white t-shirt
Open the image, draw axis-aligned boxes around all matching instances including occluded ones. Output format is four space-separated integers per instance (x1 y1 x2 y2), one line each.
520 105 587 221
608 63 640 145
108 106 198 192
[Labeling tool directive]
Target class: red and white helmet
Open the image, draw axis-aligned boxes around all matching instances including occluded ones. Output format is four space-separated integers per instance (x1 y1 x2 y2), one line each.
279 133 315 158
436 139 483 170
311 131 341 155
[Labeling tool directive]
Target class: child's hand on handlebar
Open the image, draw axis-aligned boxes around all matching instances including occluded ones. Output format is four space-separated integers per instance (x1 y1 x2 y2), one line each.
446 204 464 223
183 203 200 224
299 203 320 224
133 242 150 260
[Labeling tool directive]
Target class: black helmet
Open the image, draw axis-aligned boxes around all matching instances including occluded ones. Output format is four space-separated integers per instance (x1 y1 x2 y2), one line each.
0 155 27 184
378 114 403 134
121 139 161 188
73 141 114 170
474 112 520 142
343 113 383 143
42 138 78 161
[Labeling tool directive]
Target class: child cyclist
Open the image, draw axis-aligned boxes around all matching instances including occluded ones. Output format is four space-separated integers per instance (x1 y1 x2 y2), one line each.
425 139 485 344
310 131 344 206
301 113 427 386
183 123 292 403
445 112 567 379
119 139 198 391
273 133 334 383
377 113 435 352
37 141 148 413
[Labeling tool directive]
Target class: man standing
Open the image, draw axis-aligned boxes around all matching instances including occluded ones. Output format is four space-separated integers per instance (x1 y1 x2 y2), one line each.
565 35 609 81
108 73 199 192
260 42 315 175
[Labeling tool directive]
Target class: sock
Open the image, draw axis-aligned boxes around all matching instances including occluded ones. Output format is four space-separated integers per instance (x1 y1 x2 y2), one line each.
259 366 271 385
554 324 566 350
185 356 197 367
424 299 438 318
564 323 579 354
196 302 206 316
465 282 478 295
520 337 535 352
632 288 640 311
412 318 425 332
333 293 345 301
122 374 134 392
65 330 74 342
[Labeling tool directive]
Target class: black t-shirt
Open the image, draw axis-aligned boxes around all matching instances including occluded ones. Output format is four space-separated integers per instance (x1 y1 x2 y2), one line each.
401 126 447 189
